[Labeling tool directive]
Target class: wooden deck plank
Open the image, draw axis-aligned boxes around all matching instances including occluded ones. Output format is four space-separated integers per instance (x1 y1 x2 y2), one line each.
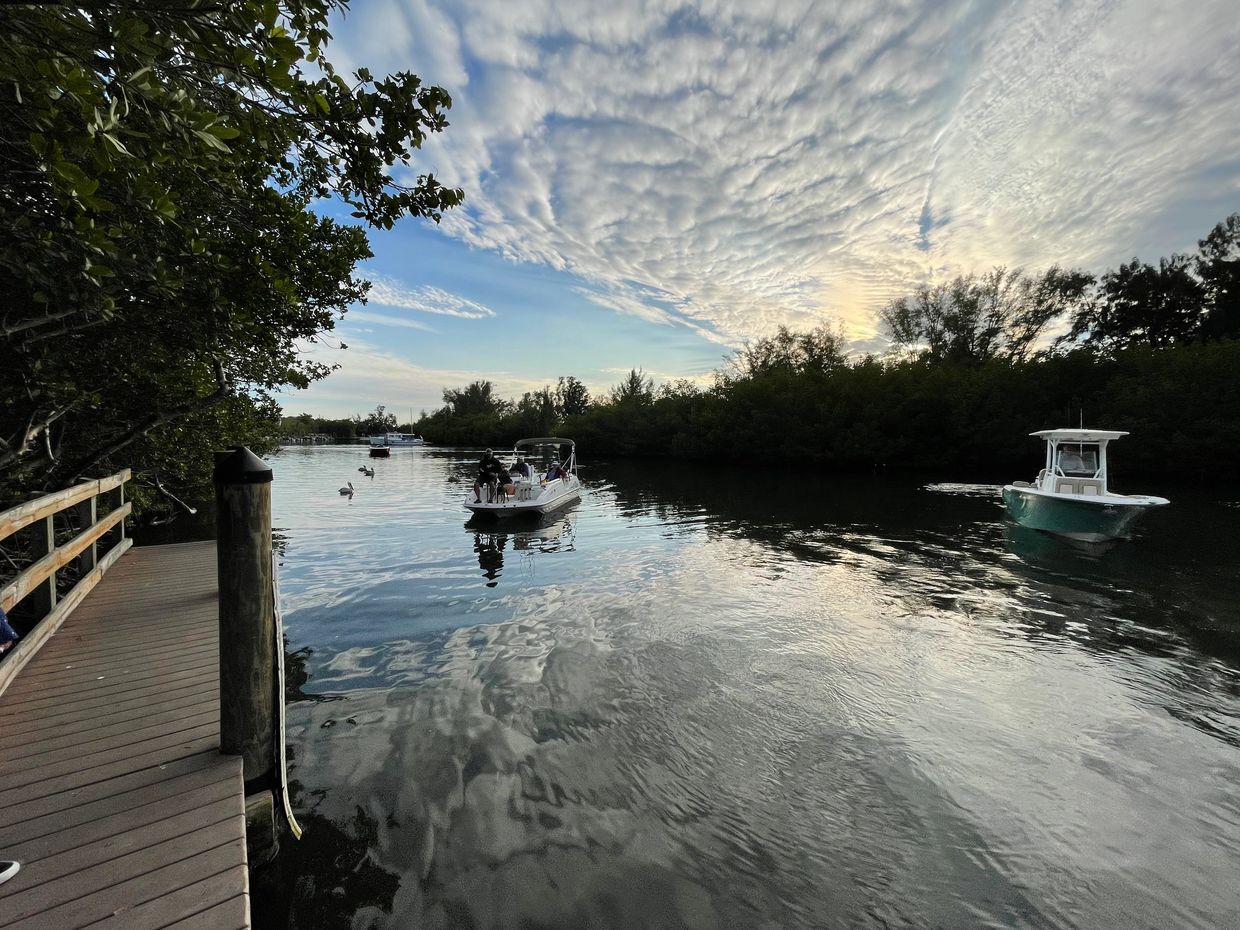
4 838 246 930
89 868 250 930
0 711 218 779
162 894 250 930
0 751 231 831
2 697 218 762
0 659 220 713
1 643 217 698
0 795 241 902
28 627 217 668
0 761 235 848
0 681 219 740
0 543 249 930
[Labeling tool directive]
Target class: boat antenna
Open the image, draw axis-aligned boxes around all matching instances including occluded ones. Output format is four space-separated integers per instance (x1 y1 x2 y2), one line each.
1079 408 1084 429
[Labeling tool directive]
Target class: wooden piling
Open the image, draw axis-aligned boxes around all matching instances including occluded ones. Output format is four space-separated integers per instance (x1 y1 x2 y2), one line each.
213 448 275 782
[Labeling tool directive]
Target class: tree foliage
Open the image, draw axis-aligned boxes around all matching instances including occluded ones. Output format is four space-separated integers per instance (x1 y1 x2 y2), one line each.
442 381 507 418
728 324 846 379
355 405 397 436
881 266 1094 364
1062 256 1204 351
609 369 655 406
1195 214 1240 340
0 0 462 504
555 376 590 418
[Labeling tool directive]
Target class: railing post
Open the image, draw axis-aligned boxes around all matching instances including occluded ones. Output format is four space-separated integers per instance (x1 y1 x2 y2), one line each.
28 515 56 618
213 446 278 866
75 490 97 575
116 479 126 542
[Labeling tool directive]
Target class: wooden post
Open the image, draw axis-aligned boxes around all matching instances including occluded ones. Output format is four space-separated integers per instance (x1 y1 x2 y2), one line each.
116 479 126 541
215 447 280 866
214 447 275 780
75 492 97 575
28 514 56 619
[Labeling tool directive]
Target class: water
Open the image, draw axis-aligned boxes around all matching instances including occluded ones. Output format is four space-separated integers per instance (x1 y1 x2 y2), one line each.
269 445 1240 929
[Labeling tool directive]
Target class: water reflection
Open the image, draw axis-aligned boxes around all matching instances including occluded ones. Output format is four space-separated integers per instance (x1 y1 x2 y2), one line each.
467 511 578 588
269 448 1240 930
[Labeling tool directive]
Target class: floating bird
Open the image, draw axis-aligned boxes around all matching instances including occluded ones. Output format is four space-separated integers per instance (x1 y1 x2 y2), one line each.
339 481 354 496
358 466 375 478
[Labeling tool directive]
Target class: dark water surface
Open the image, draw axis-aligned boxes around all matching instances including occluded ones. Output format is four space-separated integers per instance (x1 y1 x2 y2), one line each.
271 445 1240 930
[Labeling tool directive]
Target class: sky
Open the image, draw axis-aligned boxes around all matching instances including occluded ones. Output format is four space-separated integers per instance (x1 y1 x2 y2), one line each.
278 0 1240 420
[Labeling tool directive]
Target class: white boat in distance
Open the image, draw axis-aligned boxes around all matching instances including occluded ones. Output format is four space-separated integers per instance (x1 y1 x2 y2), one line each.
368 432 425 447
1001 429 1169 542
464 437 582 518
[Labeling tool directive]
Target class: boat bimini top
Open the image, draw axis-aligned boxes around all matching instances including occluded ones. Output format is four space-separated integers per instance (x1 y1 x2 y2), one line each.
514 437 577 472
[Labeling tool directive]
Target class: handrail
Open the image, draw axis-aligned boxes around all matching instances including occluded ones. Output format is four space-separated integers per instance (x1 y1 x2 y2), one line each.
0 469 133 695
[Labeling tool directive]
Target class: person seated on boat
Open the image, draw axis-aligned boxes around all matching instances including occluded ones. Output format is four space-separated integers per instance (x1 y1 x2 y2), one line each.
498 467 517 498
545 461 565 482
511 457 532 480
473 448 504 502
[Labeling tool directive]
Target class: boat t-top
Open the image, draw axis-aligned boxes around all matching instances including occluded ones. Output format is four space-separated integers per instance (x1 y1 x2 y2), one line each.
464 437 582 518
1001 429 1168 542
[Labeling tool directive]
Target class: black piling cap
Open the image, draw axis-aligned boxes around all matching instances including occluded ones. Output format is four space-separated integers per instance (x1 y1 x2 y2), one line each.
213 446 273 484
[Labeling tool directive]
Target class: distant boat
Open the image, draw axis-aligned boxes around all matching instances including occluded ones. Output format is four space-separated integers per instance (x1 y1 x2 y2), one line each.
1001 429 1168 542
369 432 425 447
465 437 582 518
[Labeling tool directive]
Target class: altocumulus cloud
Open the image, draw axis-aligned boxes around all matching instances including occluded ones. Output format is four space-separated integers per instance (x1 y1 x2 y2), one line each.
331 0 1240 347
367 275 497 319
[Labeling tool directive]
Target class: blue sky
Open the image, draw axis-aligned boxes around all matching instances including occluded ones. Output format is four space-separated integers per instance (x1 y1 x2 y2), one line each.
279 0 1240 419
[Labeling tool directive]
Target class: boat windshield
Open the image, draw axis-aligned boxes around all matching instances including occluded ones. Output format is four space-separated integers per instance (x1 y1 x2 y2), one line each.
1055 443 1100 477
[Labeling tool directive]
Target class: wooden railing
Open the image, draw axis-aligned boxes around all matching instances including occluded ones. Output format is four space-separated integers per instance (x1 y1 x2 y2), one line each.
0 469 132 693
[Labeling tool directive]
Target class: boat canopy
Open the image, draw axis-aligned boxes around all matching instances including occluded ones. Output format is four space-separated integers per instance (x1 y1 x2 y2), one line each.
514 437 576 449
1030 429 1128 443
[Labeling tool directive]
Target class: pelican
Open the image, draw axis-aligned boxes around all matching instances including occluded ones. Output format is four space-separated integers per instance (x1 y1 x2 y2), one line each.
359 466 375 478
339 481 354 496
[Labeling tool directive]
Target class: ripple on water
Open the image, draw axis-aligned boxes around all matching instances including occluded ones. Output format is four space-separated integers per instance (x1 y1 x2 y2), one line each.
274 449 1240 929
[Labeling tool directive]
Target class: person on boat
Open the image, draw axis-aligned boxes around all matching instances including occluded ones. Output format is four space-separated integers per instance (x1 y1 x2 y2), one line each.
546 461 566 482
497 465 516 498
473 448 504 502
511 456 531 479
1058 446 1086 474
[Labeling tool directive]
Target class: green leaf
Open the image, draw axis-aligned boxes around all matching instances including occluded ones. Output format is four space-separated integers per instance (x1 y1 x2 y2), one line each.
193 129 232 152
102 132 132 156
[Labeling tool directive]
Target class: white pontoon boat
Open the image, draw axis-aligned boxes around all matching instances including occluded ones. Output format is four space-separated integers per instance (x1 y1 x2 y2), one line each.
464 437 582 518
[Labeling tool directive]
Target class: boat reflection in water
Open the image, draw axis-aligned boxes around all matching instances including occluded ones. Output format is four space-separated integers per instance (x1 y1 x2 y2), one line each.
1003 521 1119 567
467 509 578 587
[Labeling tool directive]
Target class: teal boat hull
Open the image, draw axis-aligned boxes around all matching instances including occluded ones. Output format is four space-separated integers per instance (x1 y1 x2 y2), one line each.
1001 487 1156 542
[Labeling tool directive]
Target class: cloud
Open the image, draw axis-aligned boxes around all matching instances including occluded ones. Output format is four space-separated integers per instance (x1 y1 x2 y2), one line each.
278 338 549 417
332 0 1240 350
345 309 437 332
366 275 497 319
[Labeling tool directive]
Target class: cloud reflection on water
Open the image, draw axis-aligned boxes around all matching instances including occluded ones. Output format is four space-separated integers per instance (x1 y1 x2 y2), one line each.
274 448 1240 929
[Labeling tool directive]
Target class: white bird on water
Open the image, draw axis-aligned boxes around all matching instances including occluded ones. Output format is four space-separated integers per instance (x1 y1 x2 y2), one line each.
339 481 354 496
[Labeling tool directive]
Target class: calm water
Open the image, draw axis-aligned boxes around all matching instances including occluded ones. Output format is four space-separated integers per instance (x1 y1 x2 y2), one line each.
270 445 1240 930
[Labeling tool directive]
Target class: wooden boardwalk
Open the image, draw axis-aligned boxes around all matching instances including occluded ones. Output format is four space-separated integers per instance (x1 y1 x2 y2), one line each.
0 542 250 930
